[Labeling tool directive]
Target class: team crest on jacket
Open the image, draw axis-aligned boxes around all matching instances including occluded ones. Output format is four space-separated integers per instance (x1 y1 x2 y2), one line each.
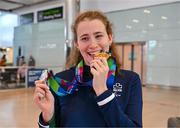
113 83 122 96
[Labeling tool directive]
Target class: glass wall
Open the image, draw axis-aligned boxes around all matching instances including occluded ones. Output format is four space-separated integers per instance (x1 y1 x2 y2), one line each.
0 11 18 64
0 11 18 47
106 2 180 87
0 10 65 89
14 19 66 69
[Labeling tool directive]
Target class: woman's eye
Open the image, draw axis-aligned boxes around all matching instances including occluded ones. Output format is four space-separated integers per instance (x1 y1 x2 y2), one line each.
96 35 103 39
81 37 89 41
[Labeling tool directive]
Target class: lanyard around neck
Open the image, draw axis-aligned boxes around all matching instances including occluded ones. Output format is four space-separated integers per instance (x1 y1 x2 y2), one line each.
47 57 117 96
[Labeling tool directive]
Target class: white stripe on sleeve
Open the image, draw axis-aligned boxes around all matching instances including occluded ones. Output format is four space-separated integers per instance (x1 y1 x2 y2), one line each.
38 122 49 128
97 93 115 106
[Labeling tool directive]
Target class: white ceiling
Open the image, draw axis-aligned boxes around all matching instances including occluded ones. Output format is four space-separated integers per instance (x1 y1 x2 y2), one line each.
0 0 50 11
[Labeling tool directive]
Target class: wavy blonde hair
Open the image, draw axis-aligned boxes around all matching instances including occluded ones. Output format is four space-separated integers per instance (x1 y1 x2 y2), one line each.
66 10 121 70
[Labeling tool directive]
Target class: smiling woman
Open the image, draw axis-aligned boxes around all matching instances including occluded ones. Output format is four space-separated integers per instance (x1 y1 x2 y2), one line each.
34 10 143 128
75 19 112 65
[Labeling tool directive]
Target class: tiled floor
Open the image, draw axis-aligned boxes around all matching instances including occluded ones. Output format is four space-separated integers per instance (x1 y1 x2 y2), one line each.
143 87 180 127
0 86 180 128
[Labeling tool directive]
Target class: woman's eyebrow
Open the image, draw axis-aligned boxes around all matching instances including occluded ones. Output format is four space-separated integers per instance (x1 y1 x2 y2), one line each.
79 34 89 38
94 32 104 35
79 32 104 38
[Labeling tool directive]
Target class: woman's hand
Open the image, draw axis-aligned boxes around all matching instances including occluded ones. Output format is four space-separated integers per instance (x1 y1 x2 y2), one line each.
90 57 109 96
33 80 54 122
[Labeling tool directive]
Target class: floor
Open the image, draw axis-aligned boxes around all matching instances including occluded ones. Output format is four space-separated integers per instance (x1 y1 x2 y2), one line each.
143 86 180 127
0 86 180 128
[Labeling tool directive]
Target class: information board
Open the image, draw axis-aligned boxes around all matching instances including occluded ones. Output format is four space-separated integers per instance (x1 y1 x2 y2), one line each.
27 68 46 87
38 6 63 22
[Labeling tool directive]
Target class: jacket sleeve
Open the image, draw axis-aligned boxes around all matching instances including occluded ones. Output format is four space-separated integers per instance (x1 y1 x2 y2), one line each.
49 89 61 127
95 73 143 127
38 89 61 128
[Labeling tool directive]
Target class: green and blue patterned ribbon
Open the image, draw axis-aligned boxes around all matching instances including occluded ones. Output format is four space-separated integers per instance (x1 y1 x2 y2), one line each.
47 57 116 96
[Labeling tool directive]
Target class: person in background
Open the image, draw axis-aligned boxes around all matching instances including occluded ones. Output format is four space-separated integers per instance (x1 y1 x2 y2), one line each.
34 10 143 127
17 62 27 82
18 56 25 66
0 54 7 66
28 55 36 66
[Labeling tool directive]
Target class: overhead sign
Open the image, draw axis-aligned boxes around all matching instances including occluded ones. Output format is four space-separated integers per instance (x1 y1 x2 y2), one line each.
20 13 34 25
37 6 63 22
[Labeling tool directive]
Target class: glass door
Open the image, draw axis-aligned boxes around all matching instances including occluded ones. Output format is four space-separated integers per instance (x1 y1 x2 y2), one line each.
116 42 146 85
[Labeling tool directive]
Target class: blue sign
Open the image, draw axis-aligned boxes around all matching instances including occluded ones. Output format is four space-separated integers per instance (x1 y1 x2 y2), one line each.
27 68 46 87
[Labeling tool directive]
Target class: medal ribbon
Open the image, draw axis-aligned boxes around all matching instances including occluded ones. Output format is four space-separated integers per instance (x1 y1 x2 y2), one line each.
47 57 116 96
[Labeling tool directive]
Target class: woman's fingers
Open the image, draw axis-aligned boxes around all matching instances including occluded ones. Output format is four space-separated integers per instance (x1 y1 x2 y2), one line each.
100 58 108 67
35 86 46 98
35 80 49 90
45 89 54 101
90 60 101 70
90 65 98 75
90 58 108 70
34 80 50 102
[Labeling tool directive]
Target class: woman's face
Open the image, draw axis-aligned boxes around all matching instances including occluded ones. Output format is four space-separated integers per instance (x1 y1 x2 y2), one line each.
76 19 112 65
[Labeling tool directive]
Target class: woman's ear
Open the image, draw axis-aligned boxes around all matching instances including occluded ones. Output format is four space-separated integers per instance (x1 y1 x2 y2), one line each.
72 41 78 48
74 41 79 48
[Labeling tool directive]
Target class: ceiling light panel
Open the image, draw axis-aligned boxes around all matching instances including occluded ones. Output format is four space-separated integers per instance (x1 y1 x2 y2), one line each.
149 24 154 27
132 19 139 23
161 16 168 20
126 25 132 29
0 1 23 10
5 0 48 5
144 9 151 14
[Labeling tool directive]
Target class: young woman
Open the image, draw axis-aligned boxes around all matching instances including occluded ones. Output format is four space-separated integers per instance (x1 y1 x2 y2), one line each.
34 10 143 127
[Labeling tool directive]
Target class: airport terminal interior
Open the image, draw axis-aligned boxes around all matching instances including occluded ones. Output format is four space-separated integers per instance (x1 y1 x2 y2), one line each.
0 0 180 127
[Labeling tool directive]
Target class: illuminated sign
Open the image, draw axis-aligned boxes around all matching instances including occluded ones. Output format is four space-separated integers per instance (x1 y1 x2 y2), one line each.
38 6 63 22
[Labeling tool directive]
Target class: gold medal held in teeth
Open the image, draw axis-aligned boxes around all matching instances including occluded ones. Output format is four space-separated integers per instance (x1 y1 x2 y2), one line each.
94 52 111 59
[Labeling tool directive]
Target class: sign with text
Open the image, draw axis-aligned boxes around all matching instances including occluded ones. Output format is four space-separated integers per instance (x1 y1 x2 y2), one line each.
27 68 47 87
37 6 63 22
20 13 34 25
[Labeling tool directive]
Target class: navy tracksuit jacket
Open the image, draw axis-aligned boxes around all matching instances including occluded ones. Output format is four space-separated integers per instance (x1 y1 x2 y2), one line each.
39 65 143 127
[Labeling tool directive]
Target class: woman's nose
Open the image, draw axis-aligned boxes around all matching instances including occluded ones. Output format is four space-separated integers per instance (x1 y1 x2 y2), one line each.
89 41 99 49
90 37 99 45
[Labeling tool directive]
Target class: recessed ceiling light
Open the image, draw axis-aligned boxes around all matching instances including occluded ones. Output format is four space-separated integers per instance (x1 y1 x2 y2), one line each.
132 19 139 23
149 24 154 27
126 25 132 29
142 30 147 33
161 16 168 20
143 9 151 14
